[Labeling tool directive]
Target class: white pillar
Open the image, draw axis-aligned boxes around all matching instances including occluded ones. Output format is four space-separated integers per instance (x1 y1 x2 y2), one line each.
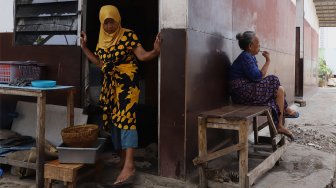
0 0 14 33
159 0 188 29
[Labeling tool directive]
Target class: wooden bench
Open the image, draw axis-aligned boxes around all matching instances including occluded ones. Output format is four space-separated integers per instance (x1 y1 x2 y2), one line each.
193 105 287 188
44 160 98 188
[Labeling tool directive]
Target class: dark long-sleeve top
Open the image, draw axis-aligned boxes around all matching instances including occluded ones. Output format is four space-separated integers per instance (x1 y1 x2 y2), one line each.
229 51 262 82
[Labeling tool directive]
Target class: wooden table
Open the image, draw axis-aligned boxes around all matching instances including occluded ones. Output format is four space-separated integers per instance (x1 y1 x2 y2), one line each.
193 105 286 188
0 84 75 188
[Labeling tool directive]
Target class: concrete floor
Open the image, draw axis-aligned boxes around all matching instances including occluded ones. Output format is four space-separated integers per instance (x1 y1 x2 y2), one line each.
252 87 336 188
1 87 336 188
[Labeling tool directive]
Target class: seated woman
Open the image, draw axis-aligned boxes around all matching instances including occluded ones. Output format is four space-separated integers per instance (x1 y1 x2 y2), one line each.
229 31 298 140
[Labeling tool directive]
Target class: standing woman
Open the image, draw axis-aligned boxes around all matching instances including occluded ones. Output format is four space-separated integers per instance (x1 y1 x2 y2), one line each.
229 31 298 140
80 5 161 185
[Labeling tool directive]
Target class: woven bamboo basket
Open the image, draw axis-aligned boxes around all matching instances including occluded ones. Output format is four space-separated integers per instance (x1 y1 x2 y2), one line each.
61 124 99 148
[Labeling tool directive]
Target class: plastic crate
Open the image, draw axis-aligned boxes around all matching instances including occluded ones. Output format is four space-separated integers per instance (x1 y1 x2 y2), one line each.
0 61 45 84
57 138 106 164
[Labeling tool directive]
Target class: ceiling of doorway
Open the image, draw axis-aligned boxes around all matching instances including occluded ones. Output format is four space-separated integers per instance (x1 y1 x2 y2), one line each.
314 0 336 27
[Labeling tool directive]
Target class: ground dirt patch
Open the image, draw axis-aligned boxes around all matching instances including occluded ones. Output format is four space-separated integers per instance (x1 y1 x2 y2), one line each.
288 124 336 153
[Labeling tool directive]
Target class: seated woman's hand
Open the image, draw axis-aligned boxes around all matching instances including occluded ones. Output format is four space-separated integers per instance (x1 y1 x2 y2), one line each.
262 51 270 62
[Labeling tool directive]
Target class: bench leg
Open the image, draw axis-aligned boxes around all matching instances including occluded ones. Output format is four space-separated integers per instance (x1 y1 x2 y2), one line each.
198 116 208 188
198 164 207 188
239 121 249 188
45 178 52 188
68 182 75 188
253 117 258 145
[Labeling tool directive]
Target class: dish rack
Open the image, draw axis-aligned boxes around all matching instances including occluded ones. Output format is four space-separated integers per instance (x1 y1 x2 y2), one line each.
0 61 45 84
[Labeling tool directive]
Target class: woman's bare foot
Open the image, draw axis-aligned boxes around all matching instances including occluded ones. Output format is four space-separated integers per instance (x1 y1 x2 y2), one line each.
114 166 135 184
277 126 295 140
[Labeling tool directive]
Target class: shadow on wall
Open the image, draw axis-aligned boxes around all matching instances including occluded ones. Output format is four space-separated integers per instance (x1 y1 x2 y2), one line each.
190 33 231 111
186 33 232 176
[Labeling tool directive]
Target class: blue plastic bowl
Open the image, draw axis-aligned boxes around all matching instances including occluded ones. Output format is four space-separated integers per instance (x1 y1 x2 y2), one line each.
31 80 56 88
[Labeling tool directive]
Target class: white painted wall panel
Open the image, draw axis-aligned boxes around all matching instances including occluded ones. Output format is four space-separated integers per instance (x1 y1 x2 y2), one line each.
0 0 14 33
304 0 319 32
296 0 304 58
160 0 187 29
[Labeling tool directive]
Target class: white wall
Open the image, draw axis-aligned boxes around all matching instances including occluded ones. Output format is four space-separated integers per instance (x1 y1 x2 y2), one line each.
159 0 187 29
325 48 336 73
304 0 319 32
0 0 14 33
296 0 304 58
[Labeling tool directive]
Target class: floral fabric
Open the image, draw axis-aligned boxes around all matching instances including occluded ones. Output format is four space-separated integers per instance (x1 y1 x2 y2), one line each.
95 30 141 130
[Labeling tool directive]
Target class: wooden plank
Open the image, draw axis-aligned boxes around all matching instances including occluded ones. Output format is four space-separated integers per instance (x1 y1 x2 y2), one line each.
257 121 269 131
0 88 42 97
193 144 244 165
207 123 240 130
247 143 288 186
251 144 273 151
265 110 277 136
207 118 240 124
208 180 239 188
0 158 37 169
208 137 233 153
36 92 46 188
273 134 284 146
200 105 246 117
221 106 269 120
258 136 272 144
238 120 249 188
248 152 270 159
198 116 208 188
200 106 269 120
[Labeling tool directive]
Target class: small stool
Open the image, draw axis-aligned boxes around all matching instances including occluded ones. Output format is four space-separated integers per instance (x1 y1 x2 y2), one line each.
44 160 87 188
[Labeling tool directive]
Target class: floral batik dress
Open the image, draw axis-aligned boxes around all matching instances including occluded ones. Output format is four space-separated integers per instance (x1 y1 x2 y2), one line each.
95 30 141 131
229 51 288 127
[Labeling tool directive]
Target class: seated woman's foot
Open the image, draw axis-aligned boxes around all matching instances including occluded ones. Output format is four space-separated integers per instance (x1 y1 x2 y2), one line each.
285 108 300 118
277 127 295 141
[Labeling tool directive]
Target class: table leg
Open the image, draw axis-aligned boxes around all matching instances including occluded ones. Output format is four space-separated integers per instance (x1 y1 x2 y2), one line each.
239 120 249 188
45 178 52 188
198 116 207 188
67 89 74 127
36 92 46 188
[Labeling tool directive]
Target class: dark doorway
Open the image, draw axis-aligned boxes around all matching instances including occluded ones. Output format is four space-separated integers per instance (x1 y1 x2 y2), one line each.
295 27 303 97
84 0 159 174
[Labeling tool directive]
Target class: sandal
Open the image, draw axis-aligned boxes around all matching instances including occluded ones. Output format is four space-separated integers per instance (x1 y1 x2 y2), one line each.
284 111 300 118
